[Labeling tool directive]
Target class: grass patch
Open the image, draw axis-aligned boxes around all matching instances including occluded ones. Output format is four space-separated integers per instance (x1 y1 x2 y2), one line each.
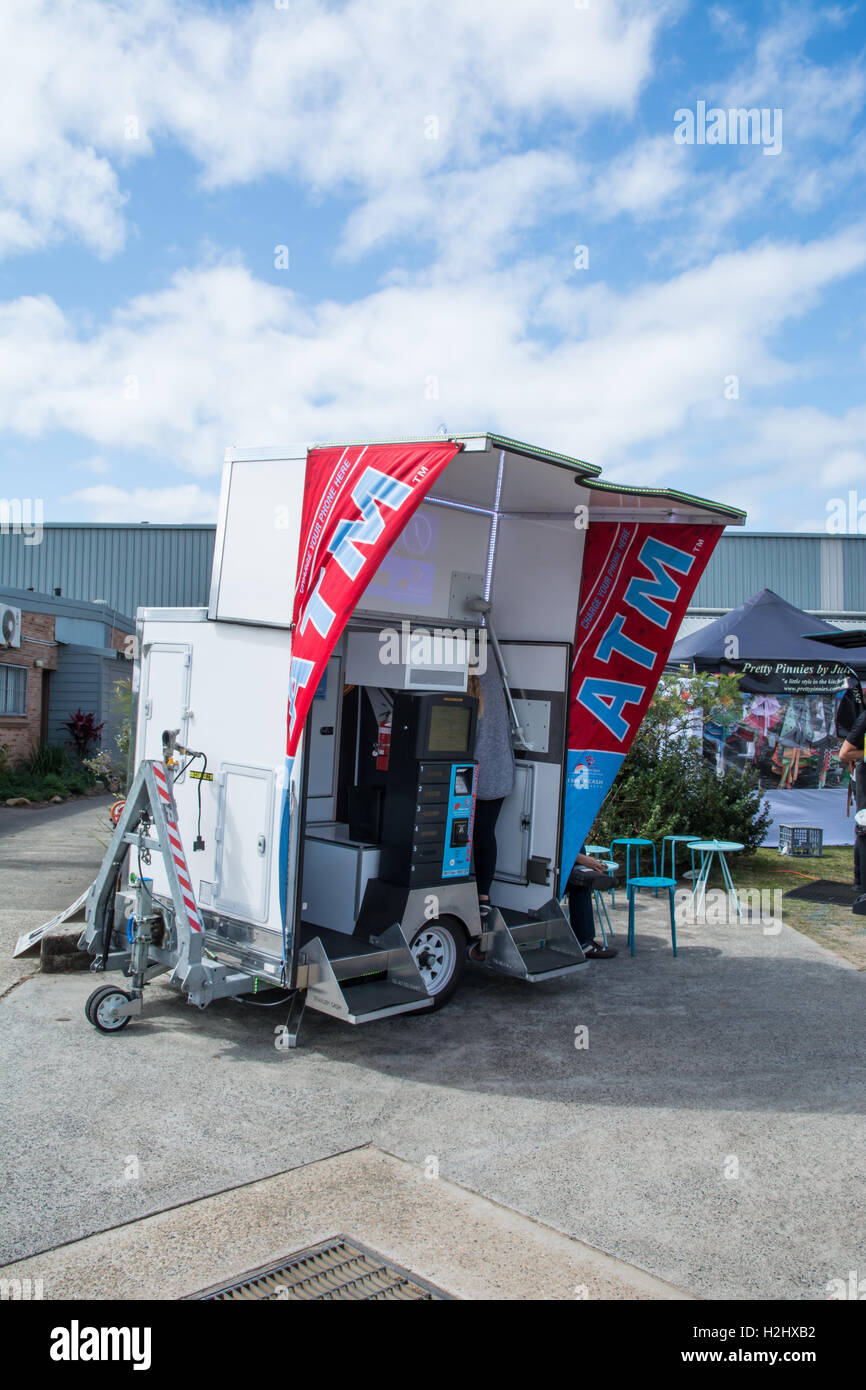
703 845 866 971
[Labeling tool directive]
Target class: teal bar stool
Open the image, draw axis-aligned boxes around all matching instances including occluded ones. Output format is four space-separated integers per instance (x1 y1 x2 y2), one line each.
627 876 678 957
593 859 618 944
609 837 657 905
661 835 698 883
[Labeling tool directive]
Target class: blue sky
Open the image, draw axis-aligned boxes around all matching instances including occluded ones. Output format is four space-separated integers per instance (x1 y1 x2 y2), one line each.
1 0 865 530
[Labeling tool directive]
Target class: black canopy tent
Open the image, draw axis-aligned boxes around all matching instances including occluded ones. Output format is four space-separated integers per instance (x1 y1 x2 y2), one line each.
669 588 866 672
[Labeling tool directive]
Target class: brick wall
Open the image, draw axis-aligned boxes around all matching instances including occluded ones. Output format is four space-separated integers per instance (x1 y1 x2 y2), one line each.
109 625 134 657
0 609 58 762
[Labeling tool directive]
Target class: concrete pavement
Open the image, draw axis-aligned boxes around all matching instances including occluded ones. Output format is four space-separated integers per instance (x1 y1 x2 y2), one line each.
0 796 112 994
0 799 864 1299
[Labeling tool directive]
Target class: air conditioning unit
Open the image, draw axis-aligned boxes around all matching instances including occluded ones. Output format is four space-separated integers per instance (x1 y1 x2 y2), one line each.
0 606 22 649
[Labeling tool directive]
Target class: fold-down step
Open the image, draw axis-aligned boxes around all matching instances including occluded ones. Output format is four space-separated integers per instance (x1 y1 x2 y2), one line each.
298 923 434 1024
479 900 587 982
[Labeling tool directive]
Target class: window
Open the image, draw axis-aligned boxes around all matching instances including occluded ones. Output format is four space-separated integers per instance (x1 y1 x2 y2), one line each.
0 664 28 716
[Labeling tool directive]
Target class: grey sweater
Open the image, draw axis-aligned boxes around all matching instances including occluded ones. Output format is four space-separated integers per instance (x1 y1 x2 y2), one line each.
473 663 516 800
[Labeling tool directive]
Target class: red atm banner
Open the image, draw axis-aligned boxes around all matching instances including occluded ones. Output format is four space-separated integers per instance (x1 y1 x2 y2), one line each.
559 520 723 894
287 440 461 756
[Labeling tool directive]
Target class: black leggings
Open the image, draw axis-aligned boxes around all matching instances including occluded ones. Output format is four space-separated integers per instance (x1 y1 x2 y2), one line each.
473 797 504 898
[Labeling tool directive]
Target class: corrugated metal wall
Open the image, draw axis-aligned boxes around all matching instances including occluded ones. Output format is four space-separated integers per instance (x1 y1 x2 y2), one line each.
0 525 215 619
47 651 104 746
692 534 824 610
47 650 128 752
2 525 864 619
842 537 866 612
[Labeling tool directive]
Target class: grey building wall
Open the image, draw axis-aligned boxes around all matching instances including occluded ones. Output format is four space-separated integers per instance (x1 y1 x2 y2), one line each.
692 535 825 611
47 648 130 753
0 524 215 621
1 584 134 754
47 651 102 747
2 525 865 623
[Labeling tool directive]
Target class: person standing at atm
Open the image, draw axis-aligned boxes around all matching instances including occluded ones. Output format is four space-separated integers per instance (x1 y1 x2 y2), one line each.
468 659 515 914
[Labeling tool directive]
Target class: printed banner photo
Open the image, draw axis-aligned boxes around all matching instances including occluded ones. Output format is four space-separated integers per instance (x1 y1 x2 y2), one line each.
286 440 461 756
559 520 723 894
702 659 857 791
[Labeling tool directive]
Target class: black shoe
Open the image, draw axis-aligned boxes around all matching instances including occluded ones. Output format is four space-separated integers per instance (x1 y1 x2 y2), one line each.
583 942 618 959
853 895 866 916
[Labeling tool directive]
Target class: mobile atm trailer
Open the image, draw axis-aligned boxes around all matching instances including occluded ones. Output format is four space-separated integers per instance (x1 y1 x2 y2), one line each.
81 434 745 1039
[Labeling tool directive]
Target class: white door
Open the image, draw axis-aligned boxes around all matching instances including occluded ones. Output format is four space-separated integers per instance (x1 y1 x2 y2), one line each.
493 762 534 883
139 644 192 778
214 764 275 923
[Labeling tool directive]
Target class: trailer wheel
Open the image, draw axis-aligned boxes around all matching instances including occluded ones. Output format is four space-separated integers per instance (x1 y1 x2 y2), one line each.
86 986 132 1033
84 985 107 1025
408 918 465 1010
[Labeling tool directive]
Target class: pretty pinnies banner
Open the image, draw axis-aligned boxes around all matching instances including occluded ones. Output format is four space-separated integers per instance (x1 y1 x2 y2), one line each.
286 440 461 757
559 520 723 894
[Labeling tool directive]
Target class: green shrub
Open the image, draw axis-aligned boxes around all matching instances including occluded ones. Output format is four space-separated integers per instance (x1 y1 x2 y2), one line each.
21 742 71 778
0 781 42 802
0 743 95 801
589 671 772 858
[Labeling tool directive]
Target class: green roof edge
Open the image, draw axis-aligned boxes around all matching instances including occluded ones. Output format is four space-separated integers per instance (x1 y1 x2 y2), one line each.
584 476 747 521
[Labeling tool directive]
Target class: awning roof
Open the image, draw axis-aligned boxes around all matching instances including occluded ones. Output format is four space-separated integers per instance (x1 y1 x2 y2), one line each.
300 432 746 525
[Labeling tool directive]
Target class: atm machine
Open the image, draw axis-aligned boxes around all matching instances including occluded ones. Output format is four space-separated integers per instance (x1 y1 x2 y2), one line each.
379 692 479 888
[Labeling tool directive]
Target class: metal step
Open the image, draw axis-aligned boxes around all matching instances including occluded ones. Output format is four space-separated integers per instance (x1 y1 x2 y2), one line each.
299 923 388 964
478 899 587 982
340 980 434 1022
298 923 433 1024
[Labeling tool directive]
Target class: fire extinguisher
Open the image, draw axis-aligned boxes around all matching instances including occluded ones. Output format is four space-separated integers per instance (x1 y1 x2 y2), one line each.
375 713 392 771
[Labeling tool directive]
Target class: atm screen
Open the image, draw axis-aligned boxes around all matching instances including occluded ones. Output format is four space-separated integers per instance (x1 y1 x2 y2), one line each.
427 704 472 754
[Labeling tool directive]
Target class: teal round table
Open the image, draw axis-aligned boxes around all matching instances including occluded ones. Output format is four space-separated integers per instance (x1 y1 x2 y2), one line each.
687 840 743 918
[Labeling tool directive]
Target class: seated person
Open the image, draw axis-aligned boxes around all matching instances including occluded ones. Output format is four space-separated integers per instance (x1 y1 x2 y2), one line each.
567 847 617 959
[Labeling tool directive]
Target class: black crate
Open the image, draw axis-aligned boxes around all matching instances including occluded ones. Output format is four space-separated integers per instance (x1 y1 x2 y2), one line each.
779 825 823 857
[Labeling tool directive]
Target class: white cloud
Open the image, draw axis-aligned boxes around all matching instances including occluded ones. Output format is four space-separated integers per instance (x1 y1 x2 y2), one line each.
582 9 866 254
588 135 690 219
64 483 219 523
2 228 864 517
340 152 586 270
724 9 866 144
74 454 110 477
0 0 666 259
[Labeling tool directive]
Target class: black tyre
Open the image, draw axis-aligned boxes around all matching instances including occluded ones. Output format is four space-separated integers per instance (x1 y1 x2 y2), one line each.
407 917 466 1011
85 985 111 1025
88 987 132 1033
